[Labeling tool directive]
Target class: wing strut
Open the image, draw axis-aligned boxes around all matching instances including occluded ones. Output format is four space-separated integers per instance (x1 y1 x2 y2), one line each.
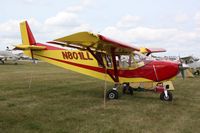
111 48 119 83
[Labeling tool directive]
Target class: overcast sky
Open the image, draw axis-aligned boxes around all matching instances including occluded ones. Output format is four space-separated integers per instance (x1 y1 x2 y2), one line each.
0 0 200 57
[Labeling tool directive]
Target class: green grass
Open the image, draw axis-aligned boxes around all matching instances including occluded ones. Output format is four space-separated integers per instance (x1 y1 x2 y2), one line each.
0 62 200 133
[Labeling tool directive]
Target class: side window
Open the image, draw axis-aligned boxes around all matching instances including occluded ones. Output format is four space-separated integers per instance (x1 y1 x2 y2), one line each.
131 53 145 68
95 52 113 68
189 59 194 63
119 55 130 69
133 54 141 63
105 55 112 68
96 52 104 67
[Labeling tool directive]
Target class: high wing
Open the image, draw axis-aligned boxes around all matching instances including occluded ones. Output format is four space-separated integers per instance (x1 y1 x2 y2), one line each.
146 48 166 53
180 56 193 60
48 32 140 54
140 47 166 56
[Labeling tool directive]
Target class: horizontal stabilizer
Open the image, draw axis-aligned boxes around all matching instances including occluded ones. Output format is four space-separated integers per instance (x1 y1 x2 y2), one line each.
14 45 46 51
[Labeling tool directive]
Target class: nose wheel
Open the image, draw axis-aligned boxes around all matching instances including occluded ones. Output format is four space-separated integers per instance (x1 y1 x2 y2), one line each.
160 91 173 101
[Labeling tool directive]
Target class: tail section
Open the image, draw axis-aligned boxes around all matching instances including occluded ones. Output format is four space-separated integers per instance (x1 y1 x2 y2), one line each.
20 21 36 58
20 21 36 45
15 21 46 57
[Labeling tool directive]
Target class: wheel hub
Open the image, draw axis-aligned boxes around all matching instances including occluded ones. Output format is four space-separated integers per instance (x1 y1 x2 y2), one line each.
109 93 115 99
164 95 169 100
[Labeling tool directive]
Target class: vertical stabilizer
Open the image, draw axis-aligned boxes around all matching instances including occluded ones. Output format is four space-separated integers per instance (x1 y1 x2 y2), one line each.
20 21 36 57
20 21 36 45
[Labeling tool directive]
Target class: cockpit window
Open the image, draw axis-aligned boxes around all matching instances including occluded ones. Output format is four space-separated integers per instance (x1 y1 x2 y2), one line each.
118 51 147 69
96 51 148 69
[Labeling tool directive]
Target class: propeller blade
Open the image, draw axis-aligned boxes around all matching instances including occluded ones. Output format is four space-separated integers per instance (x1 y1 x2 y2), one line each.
180 69 185 79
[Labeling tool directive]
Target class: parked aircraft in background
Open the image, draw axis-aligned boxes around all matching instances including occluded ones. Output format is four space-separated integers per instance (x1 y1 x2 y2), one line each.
181 56 200 75
0 47 23 64
15 21 187 101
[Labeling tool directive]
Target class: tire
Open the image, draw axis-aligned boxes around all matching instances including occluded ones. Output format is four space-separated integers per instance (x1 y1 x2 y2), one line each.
197 70 200 75
160 91 173 101
106 90 118 100
194 70 200 75
123 83 133 95
128 87 133 95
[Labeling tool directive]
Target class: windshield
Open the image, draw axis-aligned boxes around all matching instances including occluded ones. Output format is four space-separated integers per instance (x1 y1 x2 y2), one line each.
133 51 152 61
118 51 151 69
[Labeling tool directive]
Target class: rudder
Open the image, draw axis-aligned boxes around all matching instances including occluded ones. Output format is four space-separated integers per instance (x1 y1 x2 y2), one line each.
20 21 36 45
20 21 36 57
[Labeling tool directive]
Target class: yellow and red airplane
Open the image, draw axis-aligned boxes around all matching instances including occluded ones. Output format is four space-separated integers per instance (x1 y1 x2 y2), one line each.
15 21 184 101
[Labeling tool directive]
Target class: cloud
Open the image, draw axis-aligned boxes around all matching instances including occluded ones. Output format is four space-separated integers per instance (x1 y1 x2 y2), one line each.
0 0 94 46
1 1 199 57
101 16 200 56
194 12 200 29
0 18 44 50
175 14 189 23
44 0 93 28
116 15 141 28
44 12 79 27
23 0 34 3
0 20 20 38
42 0 93 38
67 0 93 12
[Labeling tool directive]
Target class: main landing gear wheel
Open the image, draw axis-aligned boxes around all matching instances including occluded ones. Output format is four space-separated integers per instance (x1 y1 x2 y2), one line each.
160 91 173 101
106 90 118 100
194 70 200 75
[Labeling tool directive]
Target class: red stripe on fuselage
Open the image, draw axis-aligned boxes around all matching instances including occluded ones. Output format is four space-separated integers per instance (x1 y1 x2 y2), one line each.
35 54 106 73
34 54 179 82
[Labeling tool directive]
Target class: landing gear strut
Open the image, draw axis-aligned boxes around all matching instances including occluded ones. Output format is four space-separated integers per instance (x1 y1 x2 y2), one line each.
155 83 173 101
160 91 173 101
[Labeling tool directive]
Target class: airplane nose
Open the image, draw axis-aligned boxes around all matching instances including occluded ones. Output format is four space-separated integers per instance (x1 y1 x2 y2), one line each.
152 61 179 81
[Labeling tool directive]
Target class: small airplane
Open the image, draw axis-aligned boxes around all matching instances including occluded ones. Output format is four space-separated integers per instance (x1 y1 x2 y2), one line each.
181 56 200 75
15 21 186 101
0 47 23 64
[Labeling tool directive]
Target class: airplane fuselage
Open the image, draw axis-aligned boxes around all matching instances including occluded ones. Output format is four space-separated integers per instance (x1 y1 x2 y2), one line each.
27 43 180 84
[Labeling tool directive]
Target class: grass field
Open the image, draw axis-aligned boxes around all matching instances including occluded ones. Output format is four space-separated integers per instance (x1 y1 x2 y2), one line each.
0 62 200 133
